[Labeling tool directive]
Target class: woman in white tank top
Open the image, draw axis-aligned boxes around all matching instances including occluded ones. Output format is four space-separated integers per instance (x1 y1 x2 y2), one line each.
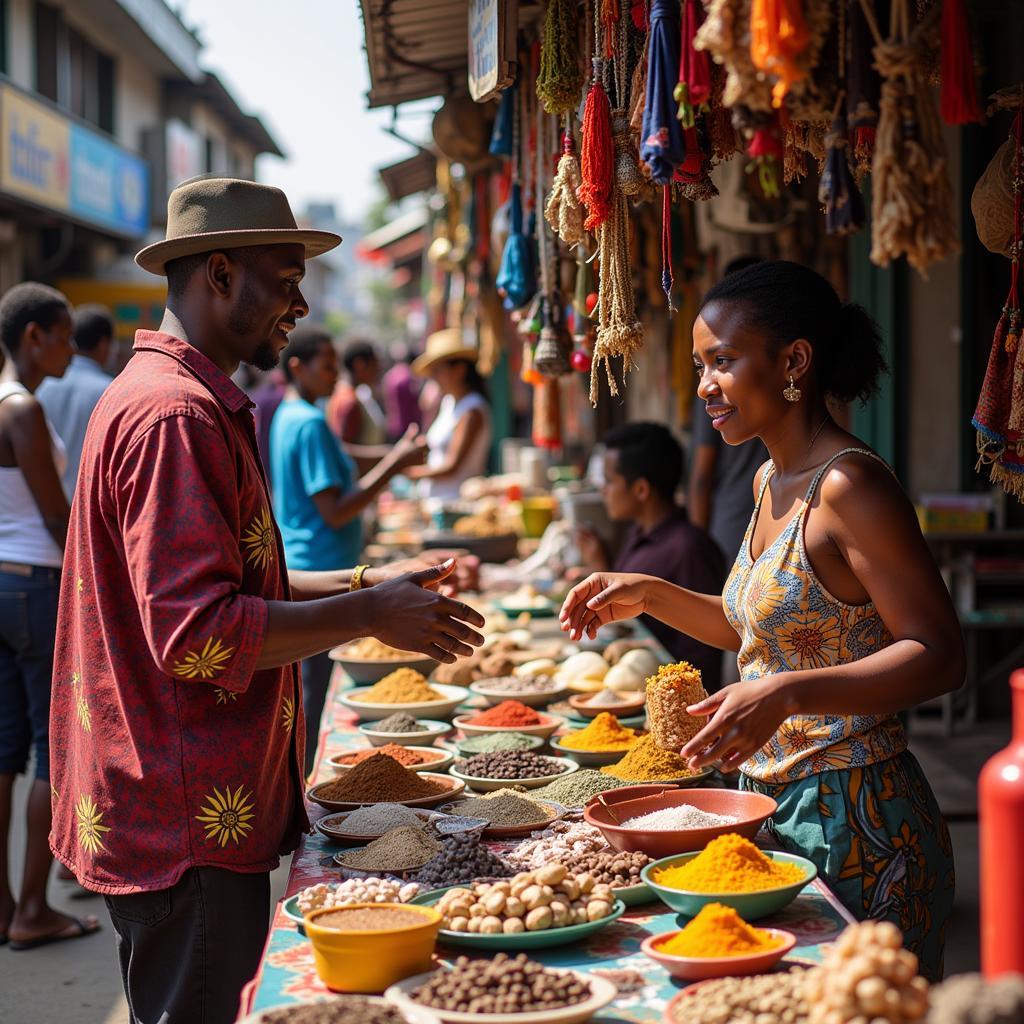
0 283 99 950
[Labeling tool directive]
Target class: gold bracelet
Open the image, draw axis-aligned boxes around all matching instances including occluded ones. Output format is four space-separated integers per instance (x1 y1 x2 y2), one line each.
351 564 370 591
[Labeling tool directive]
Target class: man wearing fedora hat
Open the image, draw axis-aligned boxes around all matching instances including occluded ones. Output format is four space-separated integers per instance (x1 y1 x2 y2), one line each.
47 178 486 1024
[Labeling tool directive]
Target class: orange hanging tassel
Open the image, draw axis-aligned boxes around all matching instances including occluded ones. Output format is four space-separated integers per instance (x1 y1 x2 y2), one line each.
750 0 811 109
940 0 982 125
577 59 615 232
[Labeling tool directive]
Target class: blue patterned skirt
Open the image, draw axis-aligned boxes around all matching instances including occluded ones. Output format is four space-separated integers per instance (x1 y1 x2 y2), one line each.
740 750 955 980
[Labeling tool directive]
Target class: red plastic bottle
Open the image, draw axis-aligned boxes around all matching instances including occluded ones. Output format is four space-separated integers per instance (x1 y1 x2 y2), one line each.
979 668 1024 977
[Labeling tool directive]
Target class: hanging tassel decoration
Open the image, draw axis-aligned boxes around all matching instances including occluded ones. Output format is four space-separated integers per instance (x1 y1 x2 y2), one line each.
532 376 563 450
537 0 585 115
535 297 574 377
746 112 785 198
674 0 711 128
489 84 516 157
846 0 880 175
545 130 587 247
939 0 982 126
631 0 649 31
641 0 686 185
750 0 812 109
660 186 676 310
819 102 866 234
496 183 534 309
577 58 615 231
590 191 644 404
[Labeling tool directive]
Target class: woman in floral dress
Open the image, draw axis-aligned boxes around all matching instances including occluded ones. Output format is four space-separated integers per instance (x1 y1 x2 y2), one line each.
561 261 958 979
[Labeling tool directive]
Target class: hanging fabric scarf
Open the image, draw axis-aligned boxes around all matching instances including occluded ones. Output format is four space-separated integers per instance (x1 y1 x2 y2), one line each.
496 185 535 309
537 0 585 115
675 0 711 128
939 0 981 125
640 0 686 184
972 103 1024 500
750 0 812 108
867 0 958 275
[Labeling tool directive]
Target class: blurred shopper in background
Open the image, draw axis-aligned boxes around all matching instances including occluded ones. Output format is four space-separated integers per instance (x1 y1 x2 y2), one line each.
328 339 387 448
37 304 114 499
271 324 427 771
383 342 422 441
406 328 491 500
0 283 99 951
577 422 725 690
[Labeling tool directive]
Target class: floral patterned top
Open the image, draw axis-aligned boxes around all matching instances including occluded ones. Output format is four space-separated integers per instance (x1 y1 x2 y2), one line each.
723 448 907 783
49 331 307 895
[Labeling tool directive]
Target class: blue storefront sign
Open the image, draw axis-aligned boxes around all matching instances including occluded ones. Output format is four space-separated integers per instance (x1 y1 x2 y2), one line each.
69 124 149 237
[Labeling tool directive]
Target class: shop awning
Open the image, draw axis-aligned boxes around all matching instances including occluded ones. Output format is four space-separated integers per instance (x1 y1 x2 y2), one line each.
357 207 429 265
359 0 469 108
379 151 438 202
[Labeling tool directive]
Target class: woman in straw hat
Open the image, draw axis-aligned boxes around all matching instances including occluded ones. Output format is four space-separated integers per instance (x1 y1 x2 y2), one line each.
406 328 492 499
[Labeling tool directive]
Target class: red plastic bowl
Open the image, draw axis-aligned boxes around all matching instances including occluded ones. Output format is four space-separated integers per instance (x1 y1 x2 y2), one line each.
583 788 777 858
643 927 796 981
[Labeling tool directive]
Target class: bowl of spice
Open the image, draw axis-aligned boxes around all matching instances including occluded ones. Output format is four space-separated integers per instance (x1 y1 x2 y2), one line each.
567 689 646 719
550 712 641 766
663 966 814 1024
642 902 797 981
469 676 567 709
328 744 454 775
517 768 636 809
584 787 777 857
386 955 617 1024
413 830 515 889
438 791 564 838
453 731 546 758
598 734 714 786
358 715 453 747
642 834 816 919
330 639 439 685
454 701 564 739
241 995 443 1024
304 902 442 992
315 804 436 845
333 825 443 875
557 848 657 906
307 753 465 811
449 752 578 792
285 877 423 933
340 674 470 722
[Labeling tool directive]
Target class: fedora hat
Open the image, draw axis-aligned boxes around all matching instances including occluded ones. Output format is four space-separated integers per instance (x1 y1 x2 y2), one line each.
136 177 342 275
412 327 479 376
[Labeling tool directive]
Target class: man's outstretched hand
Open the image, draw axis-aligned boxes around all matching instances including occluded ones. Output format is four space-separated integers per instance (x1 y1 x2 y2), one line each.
369 559 486 663
365 552 481 597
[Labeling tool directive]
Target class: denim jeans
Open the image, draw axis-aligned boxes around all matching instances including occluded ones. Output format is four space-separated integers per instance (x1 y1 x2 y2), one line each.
0 565 61 779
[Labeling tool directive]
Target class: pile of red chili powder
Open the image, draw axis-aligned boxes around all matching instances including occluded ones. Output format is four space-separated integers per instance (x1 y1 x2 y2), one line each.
465 700 545 728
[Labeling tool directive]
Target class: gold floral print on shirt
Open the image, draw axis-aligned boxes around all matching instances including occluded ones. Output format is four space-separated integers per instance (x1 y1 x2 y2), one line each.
76 794 110 854
196 785 256 847
71 671 91 732
241 506 276 571
174 637 234 680
215 688 237 705
282 695 295 733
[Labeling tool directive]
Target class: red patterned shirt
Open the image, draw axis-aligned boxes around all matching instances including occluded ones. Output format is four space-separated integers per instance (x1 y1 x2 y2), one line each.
49 331 307 895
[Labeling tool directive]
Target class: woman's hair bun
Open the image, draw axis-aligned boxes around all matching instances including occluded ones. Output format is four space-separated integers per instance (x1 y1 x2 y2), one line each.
826 302 888 404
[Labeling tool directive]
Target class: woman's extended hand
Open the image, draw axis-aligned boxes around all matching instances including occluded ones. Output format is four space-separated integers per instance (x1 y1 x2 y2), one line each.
558 573 654 641
368 560 486 663
679 676 796 772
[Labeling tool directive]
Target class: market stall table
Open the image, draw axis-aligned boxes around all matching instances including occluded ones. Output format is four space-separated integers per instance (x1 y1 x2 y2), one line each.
239 636 856 1023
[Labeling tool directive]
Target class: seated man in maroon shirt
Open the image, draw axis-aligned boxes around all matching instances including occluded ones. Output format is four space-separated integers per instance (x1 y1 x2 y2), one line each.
576 422 725 690
48 177 485 1024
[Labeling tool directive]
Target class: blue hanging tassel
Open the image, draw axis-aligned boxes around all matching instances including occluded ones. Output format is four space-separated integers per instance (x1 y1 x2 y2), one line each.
496 183 535 310
489 84 516 157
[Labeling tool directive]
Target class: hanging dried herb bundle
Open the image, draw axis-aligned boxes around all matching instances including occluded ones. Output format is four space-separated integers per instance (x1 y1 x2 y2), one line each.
537 0 585 115
867 0 958 276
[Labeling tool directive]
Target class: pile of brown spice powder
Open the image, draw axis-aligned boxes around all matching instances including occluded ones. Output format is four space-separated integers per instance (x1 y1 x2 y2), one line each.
315 753 448 803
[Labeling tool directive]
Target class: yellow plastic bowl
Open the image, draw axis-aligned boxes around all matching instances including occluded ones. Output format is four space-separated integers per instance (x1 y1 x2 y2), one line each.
304 902 441 992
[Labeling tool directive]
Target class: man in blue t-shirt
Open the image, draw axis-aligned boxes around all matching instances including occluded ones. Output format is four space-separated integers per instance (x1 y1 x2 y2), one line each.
270 325 426 770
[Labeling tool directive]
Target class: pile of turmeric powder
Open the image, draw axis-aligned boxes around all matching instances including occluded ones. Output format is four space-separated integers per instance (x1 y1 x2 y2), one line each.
657 902 784 958
559 712 639 752
353 669 443 704
653 834 807 893
600 734 694 781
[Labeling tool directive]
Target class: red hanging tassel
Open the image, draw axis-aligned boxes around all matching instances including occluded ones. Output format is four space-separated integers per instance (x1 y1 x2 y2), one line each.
940 0 982 125
747 117 785 198
675 0 710 128
577 60 615 232
630 0 648 31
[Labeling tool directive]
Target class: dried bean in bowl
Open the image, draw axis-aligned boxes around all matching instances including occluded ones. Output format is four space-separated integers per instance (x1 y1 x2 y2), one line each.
459 752 568 780
412 954 592 1014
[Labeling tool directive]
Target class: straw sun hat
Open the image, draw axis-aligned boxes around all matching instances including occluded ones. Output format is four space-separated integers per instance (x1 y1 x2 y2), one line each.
136 177 342 275
412 328 479 376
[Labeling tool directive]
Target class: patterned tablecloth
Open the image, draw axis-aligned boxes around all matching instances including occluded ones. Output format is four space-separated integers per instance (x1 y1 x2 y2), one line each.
239 668 855 1022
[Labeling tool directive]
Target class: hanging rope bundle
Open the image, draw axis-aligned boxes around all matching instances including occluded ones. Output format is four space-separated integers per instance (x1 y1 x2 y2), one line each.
537 0 585 115
818 100 865 234
750 0 812 108
641 0 686 184
972 101 1024 500
545 129 587 247
674 0 712 128
590 191 644 403
866 0 958 276
939 0 982 126
577 57 615 231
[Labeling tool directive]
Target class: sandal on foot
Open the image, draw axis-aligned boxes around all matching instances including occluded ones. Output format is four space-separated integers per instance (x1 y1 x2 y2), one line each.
9 916 100 951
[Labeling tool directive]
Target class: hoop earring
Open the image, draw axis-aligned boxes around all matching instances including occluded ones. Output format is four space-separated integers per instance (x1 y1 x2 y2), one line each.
783 375 802 402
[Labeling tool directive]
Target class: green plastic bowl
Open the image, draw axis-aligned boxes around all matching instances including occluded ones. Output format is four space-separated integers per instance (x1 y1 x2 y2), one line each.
641 850 817 920
411 887 626 950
